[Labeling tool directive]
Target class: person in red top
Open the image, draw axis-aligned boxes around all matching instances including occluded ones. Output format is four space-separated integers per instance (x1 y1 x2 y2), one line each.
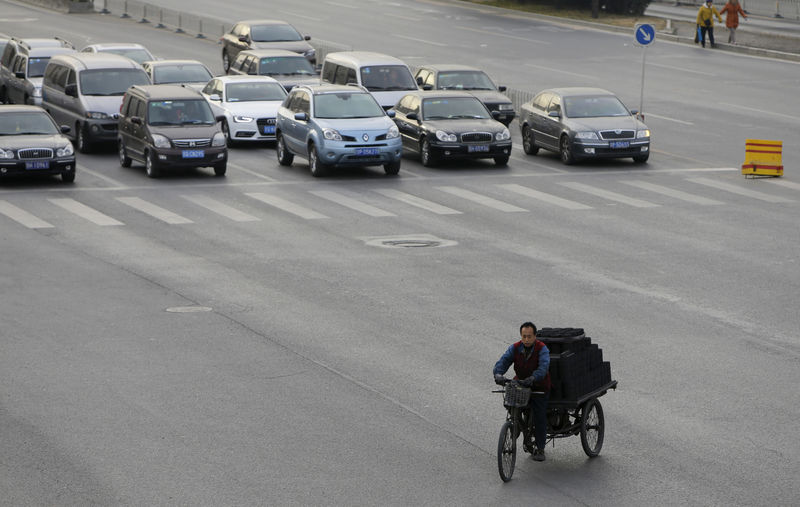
719 0 748 44
493 322 551 461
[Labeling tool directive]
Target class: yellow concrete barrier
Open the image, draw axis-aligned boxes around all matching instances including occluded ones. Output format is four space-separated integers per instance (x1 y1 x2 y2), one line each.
742 139 783 178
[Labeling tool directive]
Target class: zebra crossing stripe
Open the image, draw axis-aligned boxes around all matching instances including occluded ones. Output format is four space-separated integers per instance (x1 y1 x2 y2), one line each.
373 189 462 215
309 190 396 217
0 200 53 229
558 182 660 208
181 195 260 222
436 186 528 212
245 192 329 219
688 177 794 203
497 183 592 210
116 197 193 224
48 198 124 226
763 179 800 192
620 181 723 205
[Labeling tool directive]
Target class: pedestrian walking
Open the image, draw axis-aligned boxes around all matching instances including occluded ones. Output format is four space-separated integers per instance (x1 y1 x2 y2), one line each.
696 0 723 48
719 0 748 44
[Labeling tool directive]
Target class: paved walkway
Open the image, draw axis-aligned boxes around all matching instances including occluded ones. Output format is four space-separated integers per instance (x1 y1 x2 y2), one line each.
646 1 800 38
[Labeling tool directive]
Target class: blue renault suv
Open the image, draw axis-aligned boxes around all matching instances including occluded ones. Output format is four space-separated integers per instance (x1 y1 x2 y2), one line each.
275 84 401 176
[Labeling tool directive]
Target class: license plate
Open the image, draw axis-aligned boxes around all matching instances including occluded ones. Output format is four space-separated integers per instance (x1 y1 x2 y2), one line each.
609 141 630 149
262 126 276 134
182 150 205 158
355 148 379 156
468 145 490 153
25 160 50 170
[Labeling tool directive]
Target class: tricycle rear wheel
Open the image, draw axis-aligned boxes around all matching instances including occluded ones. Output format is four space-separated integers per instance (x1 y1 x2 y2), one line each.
580 398 605 457
497 420 517 482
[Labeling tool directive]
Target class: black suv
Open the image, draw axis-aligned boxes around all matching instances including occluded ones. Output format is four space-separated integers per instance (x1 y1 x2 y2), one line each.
220 19 315 73
118 85 227 178
0 105 76 183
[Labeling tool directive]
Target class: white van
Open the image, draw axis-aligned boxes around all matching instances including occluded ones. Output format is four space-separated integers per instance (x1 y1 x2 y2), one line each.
320 51 417 110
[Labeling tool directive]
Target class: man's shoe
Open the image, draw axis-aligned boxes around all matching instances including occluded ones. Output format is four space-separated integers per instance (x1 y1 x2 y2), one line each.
532 448 545 462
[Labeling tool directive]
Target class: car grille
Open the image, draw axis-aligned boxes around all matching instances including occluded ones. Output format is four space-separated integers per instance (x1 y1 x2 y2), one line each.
599 130 634 140
18 148 54 159
343 143 386 148
173 138 211 148
256 118 276 127
340 135 357 142
461 132 492 143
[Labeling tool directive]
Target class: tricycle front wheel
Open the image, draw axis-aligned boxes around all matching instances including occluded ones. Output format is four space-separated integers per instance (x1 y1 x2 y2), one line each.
497 420 517 482
580 398 605 457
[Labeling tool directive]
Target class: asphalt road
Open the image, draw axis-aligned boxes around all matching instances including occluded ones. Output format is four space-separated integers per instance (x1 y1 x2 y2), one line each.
1 1 799 505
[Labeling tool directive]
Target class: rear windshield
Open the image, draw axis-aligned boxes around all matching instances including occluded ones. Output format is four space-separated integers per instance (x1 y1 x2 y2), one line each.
359 65 416 92
79 68 150 96
314 92 384 119
437 71 495 91
225 82 287 102
258 56 315 76
104 48 153 65
0 112 58 135
148 99 215 126
26 57 50 78
422 97 491 120
153 64 212 84
251 24 303 42
564 96 630 118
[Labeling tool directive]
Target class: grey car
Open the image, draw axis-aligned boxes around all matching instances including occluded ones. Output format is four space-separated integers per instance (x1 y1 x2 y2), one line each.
220 19 315 73
226 49 319 92
519 87 650 165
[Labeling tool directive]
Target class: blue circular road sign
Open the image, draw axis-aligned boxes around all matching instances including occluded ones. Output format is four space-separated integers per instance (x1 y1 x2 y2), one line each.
635 24 656 46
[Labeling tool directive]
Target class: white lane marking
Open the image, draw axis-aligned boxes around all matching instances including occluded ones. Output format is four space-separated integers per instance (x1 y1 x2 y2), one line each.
278 10 323 21
309 190 396 217
0 200 53 228
387 14 421 22
497 183 592 210
246 192 328 219
373 189 462 215
227 162 277 182
436 186 528 212
559 181 660 208
325 1 357 8
688 177 794 203
647 62 716 76
76 163 128 188
643 113 694 125
395 34 447 47
721 103 799 122
456 25 551 45
48 198 124 225
523 63 596 79
763 179 800 191
620 180 723 205
115 197 193 224
181 195 260 222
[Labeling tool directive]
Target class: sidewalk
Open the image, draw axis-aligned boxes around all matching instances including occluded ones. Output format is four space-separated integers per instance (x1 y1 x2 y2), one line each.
646 1 800 37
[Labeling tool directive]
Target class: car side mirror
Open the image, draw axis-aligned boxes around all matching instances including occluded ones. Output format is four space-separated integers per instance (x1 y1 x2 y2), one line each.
304 35 311 41
491 110 501 120
406 112 418 121
294 112 309 121
386 109 396 118
15 71 25 79
630 109 638 116
209 93 221 101
416 76 423 86
64 84 78 97
422 84 432 91
131 116 142 125
60 125 71 134
215 115 225 123
498 85 507 92
238 35 248 43
548 110 560 118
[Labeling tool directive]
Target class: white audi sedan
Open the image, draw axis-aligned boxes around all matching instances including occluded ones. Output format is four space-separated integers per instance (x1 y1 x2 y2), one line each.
200 75 288 145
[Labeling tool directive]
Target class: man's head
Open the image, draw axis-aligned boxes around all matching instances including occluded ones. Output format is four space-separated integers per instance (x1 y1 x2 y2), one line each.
705 0 712 5
519 322 537 347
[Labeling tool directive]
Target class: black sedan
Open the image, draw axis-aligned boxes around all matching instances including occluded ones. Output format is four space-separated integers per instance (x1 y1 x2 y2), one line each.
519 87 650 165
0 105 75 182
392 91 512 167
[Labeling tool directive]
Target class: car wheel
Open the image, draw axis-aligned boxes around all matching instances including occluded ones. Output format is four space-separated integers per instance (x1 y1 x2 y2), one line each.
222 51 230 73
145 151 160 178
308 142 330 177
118 140 132 167
560 135 574 165
420 137 437 167
276 133 294 166
77 123 92 154
522 125 539 155
383 159 401 176
61 171 75 183
494 154 509 167
222 120 235 147
633 154 649 164
214 163 227 176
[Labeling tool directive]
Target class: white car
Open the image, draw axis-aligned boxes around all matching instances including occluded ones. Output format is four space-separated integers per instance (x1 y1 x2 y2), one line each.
142 59 213 91
80 43 155 65
200 75 288 145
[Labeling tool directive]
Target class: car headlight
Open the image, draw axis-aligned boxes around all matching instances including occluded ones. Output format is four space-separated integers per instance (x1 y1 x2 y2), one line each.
0 148 15 159
575 131 599 140
386 125 399 139
435 130 457 142
212 132 226 146
32 87 43 98
151 134 171 148
56 144 74 157
637 129 651 139
233 115 253 123
495 128 511 141
304 48 316 57
85 111 109 120
322 128 342 141
498 104 513 111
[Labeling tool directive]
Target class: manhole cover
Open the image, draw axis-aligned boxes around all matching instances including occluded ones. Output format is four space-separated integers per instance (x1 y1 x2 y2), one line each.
362 234 457 249
165 306 213 313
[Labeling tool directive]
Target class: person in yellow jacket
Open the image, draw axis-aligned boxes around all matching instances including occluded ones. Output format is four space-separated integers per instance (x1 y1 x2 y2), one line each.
696 0 723 48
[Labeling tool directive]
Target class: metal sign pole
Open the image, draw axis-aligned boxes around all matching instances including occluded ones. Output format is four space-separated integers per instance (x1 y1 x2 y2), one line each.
639 46 646 121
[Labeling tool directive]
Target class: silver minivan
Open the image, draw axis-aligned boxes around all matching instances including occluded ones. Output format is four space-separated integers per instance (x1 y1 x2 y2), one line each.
320 52 417 110
41 53 150 152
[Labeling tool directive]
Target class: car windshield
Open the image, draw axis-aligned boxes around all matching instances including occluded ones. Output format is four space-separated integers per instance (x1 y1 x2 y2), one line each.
0 112 58 135
360 65 417 91
564 95 630 118
104 48 153 65
314 92 384 119
225 82 286 102
437 71 495 91
251 24 303 42
258 56 315 76
26 57 50 78
79 68 150 96
422 97 491 120
153 64 213 84
148 99 215 126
